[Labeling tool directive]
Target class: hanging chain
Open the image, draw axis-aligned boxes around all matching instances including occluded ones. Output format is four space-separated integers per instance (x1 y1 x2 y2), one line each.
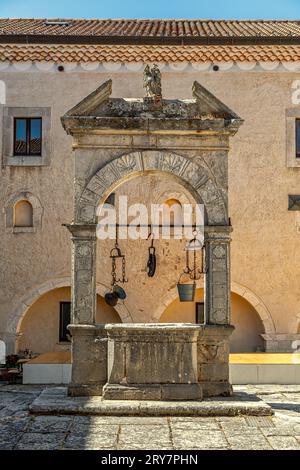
111 256 117 286
110 223 128 285
121 255 128 283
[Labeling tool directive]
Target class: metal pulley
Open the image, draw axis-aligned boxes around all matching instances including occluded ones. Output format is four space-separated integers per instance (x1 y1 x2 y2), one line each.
184 230 206 281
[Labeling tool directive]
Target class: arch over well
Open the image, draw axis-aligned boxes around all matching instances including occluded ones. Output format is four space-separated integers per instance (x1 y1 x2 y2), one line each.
76 150 227 226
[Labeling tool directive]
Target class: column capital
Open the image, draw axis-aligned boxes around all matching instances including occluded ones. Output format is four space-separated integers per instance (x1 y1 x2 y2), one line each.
63 223 97 239
205 225 232 242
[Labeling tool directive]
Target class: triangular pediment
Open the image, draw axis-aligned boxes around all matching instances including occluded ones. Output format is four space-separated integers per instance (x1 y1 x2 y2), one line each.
192 81 240 119
66 79 112 116
62 74 243 136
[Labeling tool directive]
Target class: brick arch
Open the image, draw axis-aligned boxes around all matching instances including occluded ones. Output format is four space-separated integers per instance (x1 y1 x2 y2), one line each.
151 280 275 335
6 277 132 340
76 150 227 226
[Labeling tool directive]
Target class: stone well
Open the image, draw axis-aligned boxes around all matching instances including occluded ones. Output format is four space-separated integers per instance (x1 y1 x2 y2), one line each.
68 323 233 399
62 70 243 400
103 323 202 401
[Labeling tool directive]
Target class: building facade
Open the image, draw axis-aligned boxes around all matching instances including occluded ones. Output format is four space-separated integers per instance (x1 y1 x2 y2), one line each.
1 19 300 356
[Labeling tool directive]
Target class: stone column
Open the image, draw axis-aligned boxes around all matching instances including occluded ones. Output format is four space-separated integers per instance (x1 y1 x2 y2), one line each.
204 226 232 325
66 224 97 324
198 226 233 397
65 223 104 396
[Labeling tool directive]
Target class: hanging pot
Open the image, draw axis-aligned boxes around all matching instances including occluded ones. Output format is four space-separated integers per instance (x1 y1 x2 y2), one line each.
177 273 196 302
104 291 119 307
113 284 127 300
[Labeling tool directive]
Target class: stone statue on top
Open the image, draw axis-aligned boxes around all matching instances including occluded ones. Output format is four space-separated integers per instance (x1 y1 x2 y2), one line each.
143 64 162 100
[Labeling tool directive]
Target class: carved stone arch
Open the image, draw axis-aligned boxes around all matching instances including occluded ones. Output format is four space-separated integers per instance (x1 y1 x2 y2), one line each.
76 150 227 226
151 280 275 335
3 191 43 232
6 277 132 341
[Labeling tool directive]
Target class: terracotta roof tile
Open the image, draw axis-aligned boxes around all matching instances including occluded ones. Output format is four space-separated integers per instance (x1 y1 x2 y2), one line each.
1 43 300 63
1 18 300 40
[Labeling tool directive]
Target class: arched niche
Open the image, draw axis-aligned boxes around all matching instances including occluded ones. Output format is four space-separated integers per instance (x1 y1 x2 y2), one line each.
4 191 43 233
14 200 33 227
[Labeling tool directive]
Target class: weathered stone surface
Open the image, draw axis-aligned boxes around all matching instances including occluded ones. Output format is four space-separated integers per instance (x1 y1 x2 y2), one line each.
226 434 272 450
2 385 300 450
118 424 172 450
103 384 162 401
0 435 23 450
172 429 229 450
66 224 97 325
201 381 233 398
204 229 231 325
103 383 202 401
64 434 117 450
103 323 201 401
161 384 202 401
27 415 73 433
15 432 66 450
68 324 107 396
267 436 300 450
30 386 273 416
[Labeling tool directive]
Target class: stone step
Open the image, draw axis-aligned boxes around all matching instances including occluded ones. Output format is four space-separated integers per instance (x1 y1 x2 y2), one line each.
29 387 273 417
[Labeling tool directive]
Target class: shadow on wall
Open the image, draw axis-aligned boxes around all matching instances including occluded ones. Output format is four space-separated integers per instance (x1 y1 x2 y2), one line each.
160 289 265 353
16 287 121 355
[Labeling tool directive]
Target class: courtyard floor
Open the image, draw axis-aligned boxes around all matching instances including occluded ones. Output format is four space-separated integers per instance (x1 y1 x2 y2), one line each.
0 384 300 450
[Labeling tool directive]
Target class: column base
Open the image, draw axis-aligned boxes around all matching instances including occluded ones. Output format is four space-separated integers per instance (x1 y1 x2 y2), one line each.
67 324 107 396
102 383 203 401
68 383 104 397
261 334 300 352
201 381 233 398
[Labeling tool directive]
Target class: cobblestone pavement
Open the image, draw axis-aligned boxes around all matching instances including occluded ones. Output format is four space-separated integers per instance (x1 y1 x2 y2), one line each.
0 384 300 450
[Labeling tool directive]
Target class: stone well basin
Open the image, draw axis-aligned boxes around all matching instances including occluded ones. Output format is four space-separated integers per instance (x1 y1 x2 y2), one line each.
68 322 233 400
103 323 202 400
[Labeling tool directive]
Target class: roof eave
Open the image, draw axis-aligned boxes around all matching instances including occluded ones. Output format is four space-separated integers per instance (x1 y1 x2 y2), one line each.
2 34 300 46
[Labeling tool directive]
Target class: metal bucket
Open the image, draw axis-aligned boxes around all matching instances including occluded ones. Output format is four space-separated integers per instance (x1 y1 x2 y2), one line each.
177 281 196 302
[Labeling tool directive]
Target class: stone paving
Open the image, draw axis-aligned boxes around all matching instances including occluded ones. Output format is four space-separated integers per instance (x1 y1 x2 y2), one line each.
1 384 300 450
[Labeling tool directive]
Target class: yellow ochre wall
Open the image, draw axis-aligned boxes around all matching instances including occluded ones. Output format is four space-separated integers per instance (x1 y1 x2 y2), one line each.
17 287 121 354
160 289 264 352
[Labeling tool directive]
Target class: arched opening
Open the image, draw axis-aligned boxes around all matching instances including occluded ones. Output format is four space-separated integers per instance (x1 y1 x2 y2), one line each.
230 293 265 352
159 288 265 352
13 200 33 227
17 287 121 355
96 174 198 323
